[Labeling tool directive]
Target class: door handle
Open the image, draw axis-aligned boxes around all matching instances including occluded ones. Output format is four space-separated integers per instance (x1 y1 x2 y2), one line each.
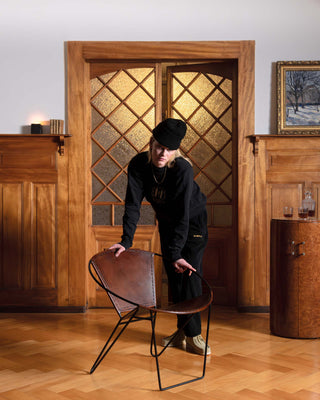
290 241 305 257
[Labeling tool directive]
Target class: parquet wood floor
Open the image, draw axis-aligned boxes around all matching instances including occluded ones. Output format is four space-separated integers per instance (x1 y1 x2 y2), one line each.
1 307 320 399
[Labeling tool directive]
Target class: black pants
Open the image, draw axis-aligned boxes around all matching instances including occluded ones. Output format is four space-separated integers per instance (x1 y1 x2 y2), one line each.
160 210 208 337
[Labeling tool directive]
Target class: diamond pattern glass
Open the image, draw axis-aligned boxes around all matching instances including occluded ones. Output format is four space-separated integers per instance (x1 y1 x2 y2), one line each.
171 70 233 227
91 67 157 226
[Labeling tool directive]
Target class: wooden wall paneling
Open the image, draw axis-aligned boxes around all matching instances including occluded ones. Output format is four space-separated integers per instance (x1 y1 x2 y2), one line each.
270 184 303 220
56 138 70 306
253 139 269 306
236 41 255 308
32 183 56 289
203 227 235 305
254 135 320 309
23 181 32 290
67 42 89 308
312 183 320 218
0 183 23 289
0 135 71 310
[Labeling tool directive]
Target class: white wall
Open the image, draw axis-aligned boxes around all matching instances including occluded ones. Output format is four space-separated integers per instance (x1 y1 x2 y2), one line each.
1 0 319 134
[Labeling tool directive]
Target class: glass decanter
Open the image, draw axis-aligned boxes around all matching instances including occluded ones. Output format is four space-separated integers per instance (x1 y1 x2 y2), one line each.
302 190 316 218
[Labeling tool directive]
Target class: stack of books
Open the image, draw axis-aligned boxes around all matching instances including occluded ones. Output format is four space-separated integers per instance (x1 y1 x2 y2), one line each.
50 119 64 134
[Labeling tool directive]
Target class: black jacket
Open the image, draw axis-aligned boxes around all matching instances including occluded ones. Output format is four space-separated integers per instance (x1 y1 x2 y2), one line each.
120 152 206 261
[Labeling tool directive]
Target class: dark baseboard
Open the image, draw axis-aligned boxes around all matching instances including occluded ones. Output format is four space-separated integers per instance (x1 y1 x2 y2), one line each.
0 306 87 313
237 305 270 313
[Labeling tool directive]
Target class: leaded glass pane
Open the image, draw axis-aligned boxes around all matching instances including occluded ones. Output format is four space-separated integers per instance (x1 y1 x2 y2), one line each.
180 126 200 152
204 157 230 183
91 78 103 97
139 205 156 225
93 155 120 185
108 70 137 100
189 74 215 102
213 205 232 226
108 105 137 132
109 172 128 201
114 205 125 225
114 204 155 225
95 189 119 202
220 107 232 131
174 72 197 87
221 175 232 199
205 74 222 86
100 72 117 84
208 189 229 203
205 89 231 118
91 67 156 226
195 174 214 197
109 141 137 168
92 175 104 198
92 88 120 117
174 91 199 119
126 87 154 115
92 122 121 151
129 67 153 82
205 123 230 149
92 205 111 225
189 108 215 133
220 142 232 165
92 141 104 164
142 107 155 130
188 141 213 168
91 108 104 131
142 74 155 97
220 79 232 97
171 68 233 229
172 79 185 100
126 121 152 151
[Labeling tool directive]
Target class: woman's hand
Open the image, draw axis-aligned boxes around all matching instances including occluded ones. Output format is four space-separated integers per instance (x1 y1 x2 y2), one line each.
173 258 196 276
108 243 126 257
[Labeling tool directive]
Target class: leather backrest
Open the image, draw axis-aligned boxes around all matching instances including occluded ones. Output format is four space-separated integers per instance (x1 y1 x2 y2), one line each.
90 249 157 315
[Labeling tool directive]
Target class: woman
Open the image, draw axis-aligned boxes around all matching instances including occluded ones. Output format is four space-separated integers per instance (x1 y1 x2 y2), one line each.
109 118 210 355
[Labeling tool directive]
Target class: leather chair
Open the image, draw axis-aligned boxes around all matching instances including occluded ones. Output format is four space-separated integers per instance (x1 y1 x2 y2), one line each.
88 248 213 391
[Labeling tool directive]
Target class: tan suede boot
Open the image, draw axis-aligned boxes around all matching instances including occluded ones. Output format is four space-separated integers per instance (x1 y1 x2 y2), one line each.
161 330 186 349
186 335 211 355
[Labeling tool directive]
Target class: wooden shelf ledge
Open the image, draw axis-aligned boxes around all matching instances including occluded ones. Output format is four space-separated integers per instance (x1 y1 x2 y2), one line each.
0 134 71 156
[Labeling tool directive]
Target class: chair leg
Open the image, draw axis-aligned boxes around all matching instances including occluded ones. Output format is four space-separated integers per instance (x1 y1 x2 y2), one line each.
202 303 212 378
149 307 212 391
90 309 138 374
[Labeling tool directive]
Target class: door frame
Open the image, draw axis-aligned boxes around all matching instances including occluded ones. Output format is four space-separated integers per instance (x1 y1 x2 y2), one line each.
66 41 255 309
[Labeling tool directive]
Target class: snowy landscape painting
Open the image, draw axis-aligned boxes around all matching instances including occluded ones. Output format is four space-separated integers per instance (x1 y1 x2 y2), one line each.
277 61 320 134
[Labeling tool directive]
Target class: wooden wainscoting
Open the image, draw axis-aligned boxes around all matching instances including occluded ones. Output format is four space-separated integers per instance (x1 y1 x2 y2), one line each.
0 135 75 311
253 134 320 308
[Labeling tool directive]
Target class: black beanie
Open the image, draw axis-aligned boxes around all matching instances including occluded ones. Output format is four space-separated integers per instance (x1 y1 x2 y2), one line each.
152 118 187 150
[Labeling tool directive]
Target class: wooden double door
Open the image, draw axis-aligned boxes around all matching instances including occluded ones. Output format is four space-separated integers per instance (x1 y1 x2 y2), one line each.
89 60 238 306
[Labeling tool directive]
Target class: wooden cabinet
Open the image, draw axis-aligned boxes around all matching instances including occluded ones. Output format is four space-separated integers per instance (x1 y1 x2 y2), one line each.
0 135 78 311
252 135 320 309
270 219 320 338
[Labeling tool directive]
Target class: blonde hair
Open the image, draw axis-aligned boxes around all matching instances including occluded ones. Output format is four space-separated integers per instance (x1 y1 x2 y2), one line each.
148 137 192 168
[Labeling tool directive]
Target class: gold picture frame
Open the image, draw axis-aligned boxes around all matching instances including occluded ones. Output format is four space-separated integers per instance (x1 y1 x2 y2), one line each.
277 61 320 134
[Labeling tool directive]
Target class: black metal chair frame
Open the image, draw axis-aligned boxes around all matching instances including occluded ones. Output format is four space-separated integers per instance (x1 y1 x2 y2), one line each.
88 249 213 391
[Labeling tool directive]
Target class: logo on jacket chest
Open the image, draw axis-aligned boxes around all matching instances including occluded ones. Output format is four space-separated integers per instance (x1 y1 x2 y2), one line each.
151 184 166 204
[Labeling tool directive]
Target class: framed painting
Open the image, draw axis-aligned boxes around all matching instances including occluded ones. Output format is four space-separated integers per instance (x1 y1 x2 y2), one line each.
277 61 320 134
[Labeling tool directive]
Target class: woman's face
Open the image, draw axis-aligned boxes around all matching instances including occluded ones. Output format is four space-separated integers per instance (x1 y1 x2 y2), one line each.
150 139 176 168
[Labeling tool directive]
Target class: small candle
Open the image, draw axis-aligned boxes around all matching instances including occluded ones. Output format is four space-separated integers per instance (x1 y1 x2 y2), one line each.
31 123 43 134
